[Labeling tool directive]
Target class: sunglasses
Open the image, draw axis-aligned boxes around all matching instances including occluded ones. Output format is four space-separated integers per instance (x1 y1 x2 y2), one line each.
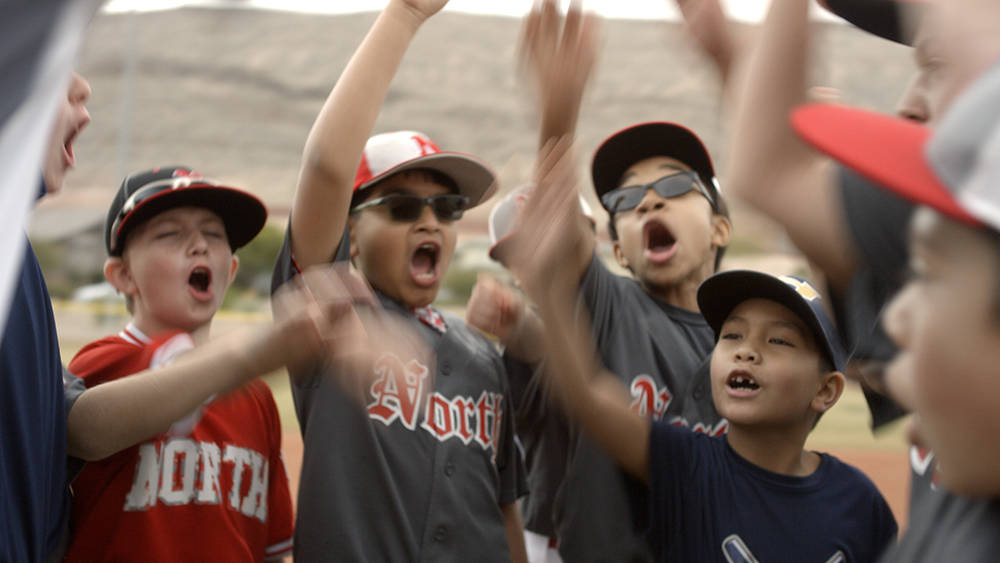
600 171 716 214
109 176 211 254
350 193 470 223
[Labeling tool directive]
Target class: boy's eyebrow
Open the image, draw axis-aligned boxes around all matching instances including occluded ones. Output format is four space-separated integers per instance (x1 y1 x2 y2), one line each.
769 320 810 340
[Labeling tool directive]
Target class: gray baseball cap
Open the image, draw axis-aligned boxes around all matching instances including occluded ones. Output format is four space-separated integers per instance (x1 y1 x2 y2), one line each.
791 59 1000 231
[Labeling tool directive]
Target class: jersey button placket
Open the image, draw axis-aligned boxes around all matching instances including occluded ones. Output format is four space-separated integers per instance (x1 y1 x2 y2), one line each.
433 525 448 542
444 462 456 477
440 360 451 376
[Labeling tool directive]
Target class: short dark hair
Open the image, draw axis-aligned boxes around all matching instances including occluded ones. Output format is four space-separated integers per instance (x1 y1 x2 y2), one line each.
607 191 731 272
349 168 459 209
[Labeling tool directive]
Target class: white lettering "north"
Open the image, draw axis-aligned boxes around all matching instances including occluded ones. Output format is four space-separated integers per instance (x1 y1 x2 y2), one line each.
123 438 268 522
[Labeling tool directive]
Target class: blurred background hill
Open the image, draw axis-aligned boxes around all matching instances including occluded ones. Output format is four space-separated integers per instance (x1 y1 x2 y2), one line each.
32 6 912 303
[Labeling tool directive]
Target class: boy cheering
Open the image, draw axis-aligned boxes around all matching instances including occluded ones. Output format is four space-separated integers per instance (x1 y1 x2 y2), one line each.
271 0 526 561
506 141 897 561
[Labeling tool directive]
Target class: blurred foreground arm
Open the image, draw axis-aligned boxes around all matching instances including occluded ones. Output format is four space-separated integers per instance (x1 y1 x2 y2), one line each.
68 267 425 460
725 0 856 290
507 138 651 483
519 0 599 282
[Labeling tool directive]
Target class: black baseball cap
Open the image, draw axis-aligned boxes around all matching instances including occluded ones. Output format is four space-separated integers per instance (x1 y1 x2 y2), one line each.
105 166 267 256
818 0 928 46
590 122 722 214
697 270 847 372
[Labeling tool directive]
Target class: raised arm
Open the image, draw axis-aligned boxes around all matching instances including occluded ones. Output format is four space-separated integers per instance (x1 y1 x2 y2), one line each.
725 0 856 290
290 0 450 269
508 139 651 483
518 0 599 282
67 267 424 461
672 0 737 86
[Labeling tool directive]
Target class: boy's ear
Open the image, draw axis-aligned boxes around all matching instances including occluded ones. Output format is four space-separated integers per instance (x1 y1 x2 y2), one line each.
227 254 239 286
811 370 846 415
710 214 732 250
612 240 629 271
348 216 360 261
104 257 137 297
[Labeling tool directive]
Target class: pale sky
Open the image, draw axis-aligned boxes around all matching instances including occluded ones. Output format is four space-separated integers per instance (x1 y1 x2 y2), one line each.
102 0 842 23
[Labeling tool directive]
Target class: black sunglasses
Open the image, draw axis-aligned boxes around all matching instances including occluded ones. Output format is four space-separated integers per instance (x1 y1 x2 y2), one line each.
350 193 470 223
600 171 716 214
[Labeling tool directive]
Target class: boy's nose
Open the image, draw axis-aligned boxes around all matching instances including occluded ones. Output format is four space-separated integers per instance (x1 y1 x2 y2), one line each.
413 203 442 232
187 232 210 254
735 347 757 363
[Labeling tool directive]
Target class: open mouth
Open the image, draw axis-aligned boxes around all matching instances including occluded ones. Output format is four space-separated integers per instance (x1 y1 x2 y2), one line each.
410 242 440 287
188 266 212 294
727 371 760 391
643 220 677 263
62 126 80 167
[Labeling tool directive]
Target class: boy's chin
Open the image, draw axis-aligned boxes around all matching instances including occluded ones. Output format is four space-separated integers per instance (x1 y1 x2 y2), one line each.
388 284 440 309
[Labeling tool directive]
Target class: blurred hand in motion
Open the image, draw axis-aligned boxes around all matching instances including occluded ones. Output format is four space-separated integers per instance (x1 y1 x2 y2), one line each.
672 0 734 83
466 273 526 344
271 265 431 399
520 0 600 142
506 136 585 305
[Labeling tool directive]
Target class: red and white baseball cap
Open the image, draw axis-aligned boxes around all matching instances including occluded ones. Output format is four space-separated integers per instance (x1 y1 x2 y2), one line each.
486 184 595 264
354 130 497 208
791 59 1000 230
818 0 927 45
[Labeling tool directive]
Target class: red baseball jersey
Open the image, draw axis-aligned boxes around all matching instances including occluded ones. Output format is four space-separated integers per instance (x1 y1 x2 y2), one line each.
65 324 293 562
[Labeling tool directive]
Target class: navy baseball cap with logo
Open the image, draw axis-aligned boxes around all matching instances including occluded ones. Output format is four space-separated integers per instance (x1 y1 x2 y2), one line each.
353 130 497 208
698 270 847 372
791 59 1000 232
105 166 268 256
818 0 927 45
590 122 725 215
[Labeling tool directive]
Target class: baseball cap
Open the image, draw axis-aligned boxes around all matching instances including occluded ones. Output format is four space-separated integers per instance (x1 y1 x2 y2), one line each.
791 58 1000 231
818 0 927 45
105 166 267 256
354 130 497 208
698 270 847 372
590 122 723 214
486 184 595 263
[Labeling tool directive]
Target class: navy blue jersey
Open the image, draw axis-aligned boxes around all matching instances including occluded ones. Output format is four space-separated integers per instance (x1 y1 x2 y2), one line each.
0 238 69 563
553 256 723 562
648 422 897 562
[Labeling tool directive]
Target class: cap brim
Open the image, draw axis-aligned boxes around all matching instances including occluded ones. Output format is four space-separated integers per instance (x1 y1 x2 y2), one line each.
591 122 716 210
697 270 844 372
357 152 497 208
791 103 980 226
818 0 926 45
114 185 267 255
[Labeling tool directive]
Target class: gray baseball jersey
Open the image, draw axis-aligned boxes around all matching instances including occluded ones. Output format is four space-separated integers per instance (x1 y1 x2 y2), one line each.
272 229 525 563
552 256 724 562
880 488 1000 562
503 355 569 538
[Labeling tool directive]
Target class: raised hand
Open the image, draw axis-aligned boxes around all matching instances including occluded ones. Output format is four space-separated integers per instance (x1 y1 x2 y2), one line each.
506 136 584 303
673 0 734 83
520 0 601 145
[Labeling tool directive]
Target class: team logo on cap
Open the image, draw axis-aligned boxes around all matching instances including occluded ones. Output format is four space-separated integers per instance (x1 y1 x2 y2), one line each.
778 276 820 301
